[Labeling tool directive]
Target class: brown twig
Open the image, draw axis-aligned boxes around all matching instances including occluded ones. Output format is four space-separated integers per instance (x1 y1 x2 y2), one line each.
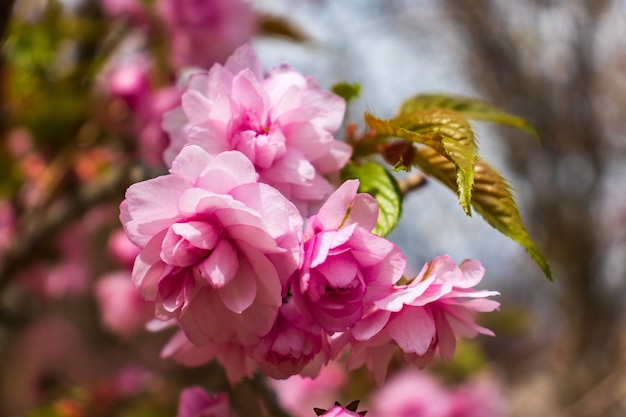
398 173 427 195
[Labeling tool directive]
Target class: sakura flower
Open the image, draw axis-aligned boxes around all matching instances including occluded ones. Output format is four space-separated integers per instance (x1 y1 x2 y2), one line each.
252 299 329 379
291 180 406 333
158 0 257 70
162 329 257 384
120 145 302 347
448 378 505 417
176 386 230 417
368 370 450 417
344 255 499 383
163 44 351 215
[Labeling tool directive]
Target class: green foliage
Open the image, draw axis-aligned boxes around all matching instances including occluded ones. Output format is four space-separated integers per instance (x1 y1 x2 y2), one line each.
398 94 538 138
341 161 403 237
361 95 551 279
332 82 362 104
365 111 477 215
411 147 551 279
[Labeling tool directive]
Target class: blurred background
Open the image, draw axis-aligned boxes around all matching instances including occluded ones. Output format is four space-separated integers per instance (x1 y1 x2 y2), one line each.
0 0 625 416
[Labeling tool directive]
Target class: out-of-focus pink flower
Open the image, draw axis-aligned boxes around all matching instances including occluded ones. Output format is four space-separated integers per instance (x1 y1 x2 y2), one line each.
112 366 154 398
0 200 15 262
158 0 257 70
176 386 230 417
108 229 141 269
18 207 111 299
106 59 151 110
269 362 347 417
369 370 450 417
448 378 505 417
163 44 351 215
95 271 153 337
292 180 405 333
120 145 302 347
106 58 181 167
344 255 499 383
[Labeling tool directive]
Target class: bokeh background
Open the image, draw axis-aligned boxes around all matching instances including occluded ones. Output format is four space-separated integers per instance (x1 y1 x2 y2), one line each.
0 0 625 416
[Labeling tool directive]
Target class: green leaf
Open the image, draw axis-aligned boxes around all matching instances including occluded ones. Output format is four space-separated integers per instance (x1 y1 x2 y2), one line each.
365 110 477 215
412 146 552 280
341 161 403 237
398 94 538 138
332 82 362 104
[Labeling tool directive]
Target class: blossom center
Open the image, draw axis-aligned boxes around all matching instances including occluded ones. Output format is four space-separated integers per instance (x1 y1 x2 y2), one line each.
232 112 287 169
160 220 221 267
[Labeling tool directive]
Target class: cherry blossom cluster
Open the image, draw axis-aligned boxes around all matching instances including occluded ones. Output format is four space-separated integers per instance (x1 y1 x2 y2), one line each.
120 45 499 384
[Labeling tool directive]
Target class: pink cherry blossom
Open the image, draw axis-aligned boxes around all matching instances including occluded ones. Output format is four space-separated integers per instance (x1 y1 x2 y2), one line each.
252 299 329 379
95 271 153 337
158 0 257 70
163 45 351 215
343 255 499 383
162 329 257 384
448 378 505 417
291 180 406 333
120 145 302 347
176 386 230 417
369 370 450 417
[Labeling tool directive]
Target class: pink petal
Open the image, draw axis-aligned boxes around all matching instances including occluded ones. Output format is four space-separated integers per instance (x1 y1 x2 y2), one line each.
313 140 353 174
181 89 212 125
196 150 258 193
457 259 486 288
218 258 257 313
171 221 220 250
231 69 268 122
342 193 378 231
229 182 303 239
315 254 358 288
434 310 457 360
122 175 188 247
169 145 215 183
315 180 360 229
132 231 169 300
224 44 263 81
374 274 438 312
261 148 316 185
197 239 239 288
387 307 436 356
350 308 391 341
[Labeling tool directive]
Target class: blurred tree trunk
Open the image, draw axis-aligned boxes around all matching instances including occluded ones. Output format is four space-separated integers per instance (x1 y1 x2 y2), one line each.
444 0 622 415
